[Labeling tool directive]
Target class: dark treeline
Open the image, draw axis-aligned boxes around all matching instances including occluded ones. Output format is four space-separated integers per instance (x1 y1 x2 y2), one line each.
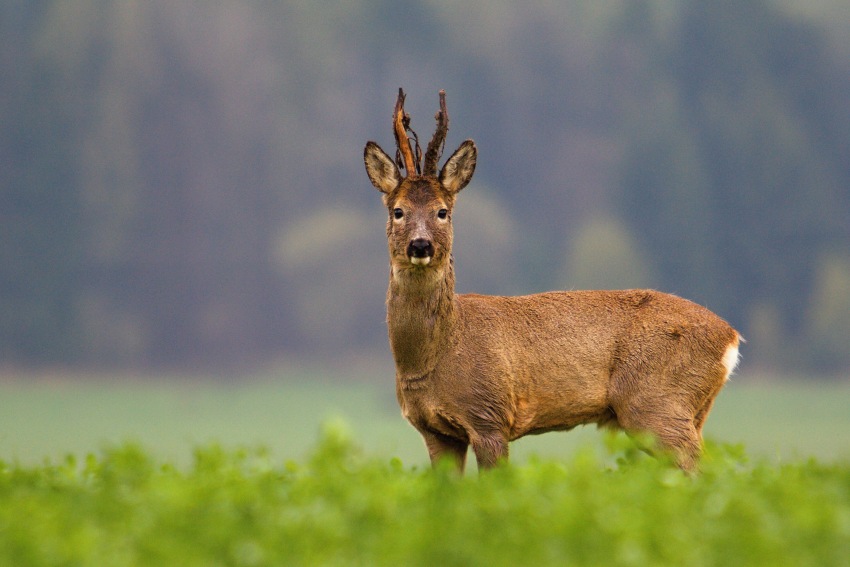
2 1 849 374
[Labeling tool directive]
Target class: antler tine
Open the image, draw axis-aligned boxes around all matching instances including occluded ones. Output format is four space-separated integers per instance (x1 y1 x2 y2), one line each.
392 88 419 176
423 90 449 177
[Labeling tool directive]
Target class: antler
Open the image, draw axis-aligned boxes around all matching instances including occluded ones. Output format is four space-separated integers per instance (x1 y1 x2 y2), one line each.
392 88 421 176
423 90 449 177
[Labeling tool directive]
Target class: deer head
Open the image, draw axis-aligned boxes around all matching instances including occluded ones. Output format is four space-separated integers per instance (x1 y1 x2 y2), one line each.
364 89 477 275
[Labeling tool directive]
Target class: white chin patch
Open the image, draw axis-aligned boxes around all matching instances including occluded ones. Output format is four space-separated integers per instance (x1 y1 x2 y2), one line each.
410 256 431 266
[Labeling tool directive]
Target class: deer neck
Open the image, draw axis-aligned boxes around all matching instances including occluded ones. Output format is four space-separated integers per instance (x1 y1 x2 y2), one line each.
386 259 457 383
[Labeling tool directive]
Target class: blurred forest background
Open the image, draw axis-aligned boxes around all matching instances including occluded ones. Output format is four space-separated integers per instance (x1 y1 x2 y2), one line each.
2 0 850 376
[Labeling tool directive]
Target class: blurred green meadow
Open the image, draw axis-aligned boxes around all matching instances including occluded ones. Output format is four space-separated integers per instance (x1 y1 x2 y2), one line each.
2 366 849 466
3 433 849 566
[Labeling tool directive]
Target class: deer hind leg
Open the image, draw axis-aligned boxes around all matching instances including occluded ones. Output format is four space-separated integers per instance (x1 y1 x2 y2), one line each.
660 421 702 473
615 406 702 473
694 378 725 436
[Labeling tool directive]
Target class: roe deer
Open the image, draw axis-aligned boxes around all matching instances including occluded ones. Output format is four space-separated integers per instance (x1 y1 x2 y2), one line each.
363 89 741 473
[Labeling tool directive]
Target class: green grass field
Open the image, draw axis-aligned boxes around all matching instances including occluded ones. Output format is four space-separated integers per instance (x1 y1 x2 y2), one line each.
1 366 849 466
2 427 849 566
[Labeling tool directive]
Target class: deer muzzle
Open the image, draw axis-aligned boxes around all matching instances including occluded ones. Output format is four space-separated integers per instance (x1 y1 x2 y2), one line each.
407 238 434 265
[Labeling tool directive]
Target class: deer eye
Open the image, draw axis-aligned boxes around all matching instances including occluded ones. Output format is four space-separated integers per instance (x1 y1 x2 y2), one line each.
437 209 448 220
393 208 404 220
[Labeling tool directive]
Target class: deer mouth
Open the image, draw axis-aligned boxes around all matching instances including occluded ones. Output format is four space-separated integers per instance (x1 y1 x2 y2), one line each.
409 256 431 266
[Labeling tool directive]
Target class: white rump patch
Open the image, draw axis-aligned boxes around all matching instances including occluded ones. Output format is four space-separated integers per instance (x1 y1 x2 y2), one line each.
721 340 741 381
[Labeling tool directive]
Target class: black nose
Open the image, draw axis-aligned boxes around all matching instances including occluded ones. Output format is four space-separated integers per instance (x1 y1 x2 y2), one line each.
407 238 434 258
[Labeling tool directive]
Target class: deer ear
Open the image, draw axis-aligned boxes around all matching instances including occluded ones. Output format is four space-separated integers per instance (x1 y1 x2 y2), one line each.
439 140 477 194
364 142 401 194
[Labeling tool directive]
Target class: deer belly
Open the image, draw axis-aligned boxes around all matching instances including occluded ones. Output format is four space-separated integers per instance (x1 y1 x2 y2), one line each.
508 380 611 440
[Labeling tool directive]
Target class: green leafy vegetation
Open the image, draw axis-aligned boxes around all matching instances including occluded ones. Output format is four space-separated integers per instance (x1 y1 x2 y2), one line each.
1 426 848 566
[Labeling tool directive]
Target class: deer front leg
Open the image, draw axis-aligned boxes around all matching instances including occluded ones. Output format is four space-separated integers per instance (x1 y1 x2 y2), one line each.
471 433 509 470
422 430 468 472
